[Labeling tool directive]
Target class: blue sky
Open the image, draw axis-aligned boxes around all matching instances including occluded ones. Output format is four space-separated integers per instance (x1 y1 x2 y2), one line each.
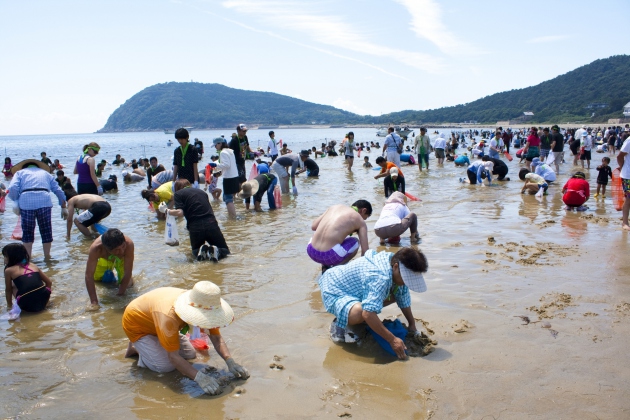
0 0 628 135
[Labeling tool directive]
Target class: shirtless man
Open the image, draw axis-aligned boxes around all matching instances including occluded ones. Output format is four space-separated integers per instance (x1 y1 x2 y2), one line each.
66 194 112 238
85 228 135 307
308 200 372 272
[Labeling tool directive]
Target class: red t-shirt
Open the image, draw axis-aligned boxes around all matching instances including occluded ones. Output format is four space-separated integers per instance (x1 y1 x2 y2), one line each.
562 178 590 206
527 135 541 147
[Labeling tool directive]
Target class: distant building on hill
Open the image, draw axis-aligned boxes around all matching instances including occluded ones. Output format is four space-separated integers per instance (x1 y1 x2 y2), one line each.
586 102 608 109
624 101 630 117
496 112 534 126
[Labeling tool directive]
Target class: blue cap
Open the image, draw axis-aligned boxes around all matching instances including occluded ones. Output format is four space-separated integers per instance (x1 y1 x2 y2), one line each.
258 163 269 174
213 137 227 145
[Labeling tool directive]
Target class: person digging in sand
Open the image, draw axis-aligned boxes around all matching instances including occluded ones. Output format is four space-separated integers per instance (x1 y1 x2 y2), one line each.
318 247 429 359
374 192 420 245
308 200 372 272
122 281 249 396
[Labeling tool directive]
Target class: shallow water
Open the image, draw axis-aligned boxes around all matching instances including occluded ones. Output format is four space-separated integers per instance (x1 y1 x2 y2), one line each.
1 128 630 419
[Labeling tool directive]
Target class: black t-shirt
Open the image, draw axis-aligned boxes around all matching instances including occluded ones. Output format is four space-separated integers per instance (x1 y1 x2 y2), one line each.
99 179 118 192
174 187 217 229
540 134 551 150
173 143 199 183
570 138 581 154
253 173 276 203
229 135 248 165
551 133 564 152
596 166 613 184
303 158 319 171
489 157 507 173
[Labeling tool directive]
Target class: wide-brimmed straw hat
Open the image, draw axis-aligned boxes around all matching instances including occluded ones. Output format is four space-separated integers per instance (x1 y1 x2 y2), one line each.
236 179 260 199
174 281 234 329
11 159 51 174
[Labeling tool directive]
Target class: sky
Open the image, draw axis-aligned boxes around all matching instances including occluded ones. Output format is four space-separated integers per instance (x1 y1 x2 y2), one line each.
0 0 628 135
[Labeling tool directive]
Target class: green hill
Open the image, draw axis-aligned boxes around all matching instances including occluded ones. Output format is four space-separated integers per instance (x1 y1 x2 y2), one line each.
375 55 630 125
98 82 365 132
98 55 630 132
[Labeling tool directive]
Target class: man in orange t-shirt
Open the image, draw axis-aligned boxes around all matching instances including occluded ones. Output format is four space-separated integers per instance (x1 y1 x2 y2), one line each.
374 156 404 180
122 282 249 395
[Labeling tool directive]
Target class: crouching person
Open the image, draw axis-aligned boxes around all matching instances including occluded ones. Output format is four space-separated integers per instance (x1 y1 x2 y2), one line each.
318 247 428 359
123 281 249 395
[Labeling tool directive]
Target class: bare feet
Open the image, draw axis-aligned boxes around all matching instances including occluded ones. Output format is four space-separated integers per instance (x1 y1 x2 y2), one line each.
379 239 386 245
410 232 420 243
622 224 630 231
125 341 138 358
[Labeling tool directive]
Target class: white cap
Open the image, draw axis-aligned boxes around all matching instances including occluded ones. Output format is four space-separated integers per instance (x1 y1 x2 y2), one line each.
399 263 427 293
122 170 128 177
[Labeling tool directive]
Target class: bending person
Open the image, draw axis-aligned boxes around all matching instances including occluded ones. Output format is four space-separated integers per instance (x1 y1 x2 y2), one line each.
66 195 112 238
374 192 419 245
318 247 428 359
123 281 249 395
238 166 277 212
308 200 372 272
384 167 405 197
271 153 300 194
160 179 230 262
84 228 134 307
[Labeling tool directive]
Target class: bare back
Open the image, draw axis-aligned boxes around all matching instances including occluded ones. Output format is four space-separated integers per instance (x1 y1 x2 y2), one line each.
311 205 365 251
69 194 106 210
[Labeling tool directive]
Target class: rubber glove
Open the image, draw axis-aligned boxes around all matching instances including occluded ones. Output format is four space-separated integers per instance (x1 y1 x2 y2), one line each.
12 205 20 216
158 202 168 213
61 208 69 220
194 371 220 395
193 181 199 189
226 358 250 379
97 186 104 195
292 185 298 196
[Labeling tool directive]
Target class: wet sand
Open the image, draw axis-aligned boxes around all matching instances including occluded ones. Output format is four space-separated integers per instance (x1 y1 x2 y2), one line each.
1 133 630 419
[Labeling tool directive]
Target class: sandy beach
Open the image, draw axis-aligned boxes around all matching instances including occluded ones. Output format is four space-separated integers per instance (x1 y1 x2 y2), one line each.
1 129 630 419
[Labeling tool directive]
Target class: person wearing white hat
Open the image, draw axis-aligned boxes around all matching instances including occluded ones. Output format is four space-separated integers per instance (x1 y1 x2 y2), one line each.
318 247 429 359
383 167 405 198
122 281 249 395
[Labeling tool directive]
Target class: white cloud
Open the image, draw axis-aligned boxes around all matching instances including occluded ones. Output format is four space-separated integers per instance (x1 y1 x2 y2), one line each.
527 35 571 44
393 0 483 56
332 98 371 116
221 0 442 72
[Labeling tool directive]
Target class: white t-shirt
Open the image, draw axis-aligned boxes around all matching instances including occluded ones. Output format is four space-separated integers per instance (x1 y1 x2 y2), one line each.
489 139 498 149
621 138 630 179
268 138 279 155
581 135 592 151
374 203 410 229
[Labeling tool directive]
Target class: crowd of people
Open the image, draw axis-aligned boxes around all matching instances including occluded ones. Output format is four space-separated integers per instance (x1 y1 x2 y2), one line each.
2 122 630 397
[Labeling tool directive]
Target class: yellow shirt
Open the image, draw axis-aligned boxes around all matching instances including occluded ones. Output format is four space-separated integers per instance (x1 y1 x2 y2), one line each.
152 181 173 210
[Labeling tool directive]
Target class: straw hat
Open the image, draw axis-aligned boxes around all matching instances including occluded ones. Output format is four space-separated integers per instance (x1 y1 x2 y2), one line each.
174 281 234 329
236 179 259 199
11 159 51 174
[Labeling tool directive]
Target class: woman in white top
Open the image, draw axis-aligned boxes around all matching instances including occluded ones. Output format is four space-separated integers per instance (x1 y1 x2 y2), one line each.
210 137 239 218
373 192 420 245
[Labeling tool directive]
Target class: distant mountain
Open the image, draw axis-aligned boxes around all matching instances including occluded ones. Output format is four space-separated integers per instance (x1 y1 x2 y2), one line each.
98 82 365 132
98 55 630 132
376 55 630 125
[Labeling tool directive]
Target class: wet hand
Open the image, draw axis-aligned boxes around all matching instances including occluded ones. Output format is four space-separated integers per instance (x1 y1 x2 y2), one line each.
195 371 221 395
389 336 408 359
226 358 250 379
61 208 69 220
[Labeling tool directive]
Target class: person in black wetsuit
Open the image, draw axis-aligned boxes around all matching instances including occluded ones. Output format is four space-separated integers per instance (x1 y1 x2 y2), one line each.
297 150 320 177
2 243 52 312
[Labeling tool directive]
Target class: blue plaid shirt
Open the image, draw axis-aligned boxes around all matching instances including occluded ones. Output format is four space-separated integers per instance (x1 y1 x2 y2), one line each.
318 250 411 327
8 167 66 210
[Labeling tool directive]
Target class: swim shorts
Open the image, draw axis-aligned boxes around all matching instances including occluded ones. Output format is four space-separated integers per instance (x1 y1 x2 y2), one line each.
76 201 111 227
435 148 445 159
307 237 359 267
622 178 630 198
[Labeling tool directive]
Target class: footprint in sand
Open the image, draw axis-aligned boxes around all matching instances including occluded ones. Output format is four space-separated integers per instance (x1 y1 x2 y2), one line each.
452 319 473 333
